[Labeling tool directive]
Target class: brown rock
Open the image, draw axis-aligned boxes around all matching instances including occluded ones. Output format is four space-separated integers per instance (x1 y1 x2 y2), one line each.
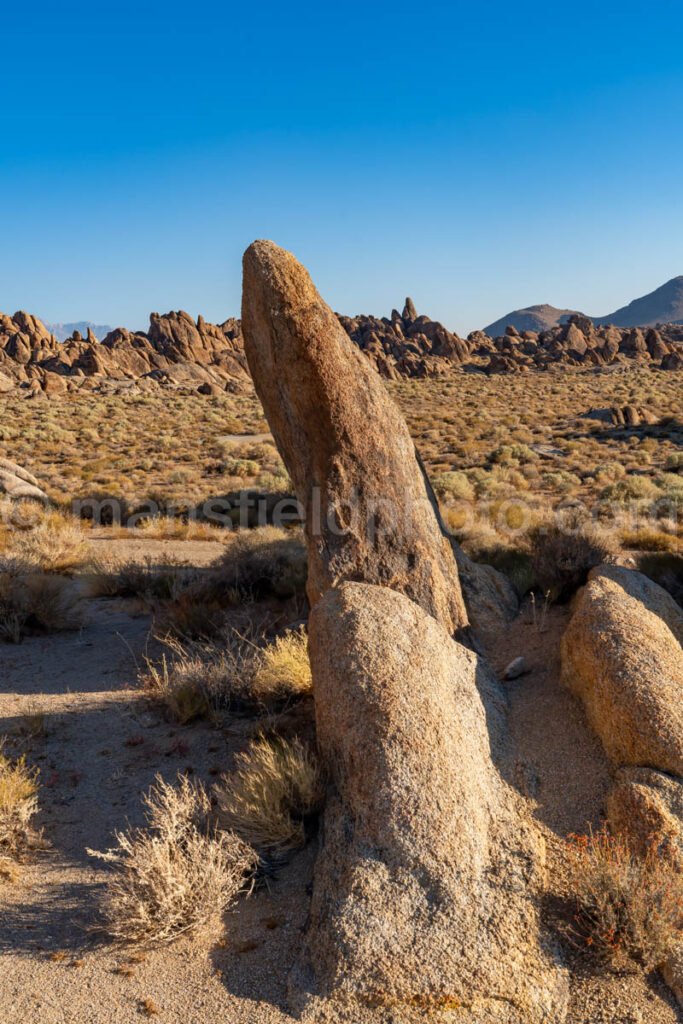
241 239 468 636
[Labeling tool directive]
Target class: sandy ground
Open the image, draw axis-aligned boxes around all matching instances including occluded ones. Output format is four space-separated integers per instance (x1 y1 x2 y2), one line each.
0 540 311 1024
1 538 681 1023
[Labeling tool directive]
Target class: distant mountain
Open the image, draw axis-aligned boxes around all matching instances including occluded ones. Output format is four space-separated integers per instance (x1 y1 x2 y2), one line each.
483 276 683 335
593 276 683 328
483 304 581 336
44 320 112 342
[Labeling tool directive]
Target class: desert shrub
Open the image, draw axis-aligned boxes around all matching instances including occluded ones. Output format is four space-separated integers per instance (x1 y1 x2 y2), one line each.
215 735 324 857
565 826 683 970
665 453 683 471
0 742 40 859
0 572 83 642
636 553 683 606
163 532 305 626
657 473 683 498
153 594 227 640
542 470 582 494
87 556 199 602
489 443 538 466
88 774 256 946
529 514 617 602
595 462 626 484
141 628 312 723
600 476 661 504
181 527 306 608
431 471 475 502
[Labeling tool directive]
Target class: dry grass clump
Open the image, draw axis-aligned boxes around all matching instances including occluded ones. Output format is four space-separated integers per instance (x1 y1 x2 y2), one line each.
89 774 257 946
529 513 617 602
1 510 88 573
0 741 40 862
621 527 680 553
0 572 83 642
565 826 683 970
250 629 312 702
141 628 312 723
215 735 324 857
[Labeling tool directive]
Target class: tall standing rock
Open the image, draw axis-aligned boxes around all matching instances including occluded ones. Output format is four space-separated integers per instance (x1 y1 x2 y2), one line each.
241 241 565 1021
242 240 468 636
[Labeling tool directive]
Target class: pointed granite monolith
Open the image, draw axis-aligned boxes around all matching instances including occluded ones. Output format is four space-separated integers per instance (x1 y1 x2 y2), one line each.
241 239 468 636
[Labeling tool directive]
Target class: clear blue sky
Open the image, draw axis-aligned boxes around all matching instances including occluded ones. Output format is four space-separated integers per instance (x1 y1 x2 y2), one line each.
2 0 682 334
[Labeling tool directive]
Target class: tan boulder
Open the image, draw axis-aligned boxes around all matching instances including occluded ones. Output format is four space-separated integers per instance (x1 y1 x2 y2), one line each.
561 566 683 773
290 582 567 1021
608 766 683 862
241 239 468 636
0 458 48 502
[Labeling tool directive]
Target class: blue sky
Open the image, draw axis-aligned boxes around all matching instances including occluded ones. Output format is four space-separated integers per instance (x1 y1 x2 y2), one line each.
1 0 682 334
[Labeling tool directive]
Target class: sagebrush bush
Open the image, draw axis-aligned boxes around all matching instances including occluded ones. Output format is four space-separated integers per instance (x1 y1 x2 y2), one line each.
215 735 324 856
529 514 617 602
565 826 683 970
89 774 256 945
0 741 40 859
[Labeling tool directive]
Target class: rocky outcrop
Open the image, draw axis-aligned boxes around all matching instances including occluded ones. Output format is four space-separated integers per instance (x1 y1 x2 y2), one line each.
0 309 251 394
561 565 683 774
480 315 683 374
0 295 472 395
562 565 683 1005
242 240 566 1021
290 583 567 1021
339 298 471 380
0 459 48 502
241 240 468 636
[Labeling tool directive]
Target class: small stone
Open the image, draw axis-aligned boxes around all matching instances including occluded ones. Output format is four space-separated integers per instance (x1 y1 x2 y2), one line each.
503 656 526 680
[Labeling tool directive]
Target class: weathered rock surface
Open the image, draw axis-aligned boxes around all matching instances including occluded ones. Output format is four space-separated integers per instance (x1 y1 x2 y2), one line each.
291 582 567 1022
0 458 48 502
241 239 468 636
339 297 471 379
479 314 683 374
608 766 683 861
561 566 683 773
0 309 250 394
